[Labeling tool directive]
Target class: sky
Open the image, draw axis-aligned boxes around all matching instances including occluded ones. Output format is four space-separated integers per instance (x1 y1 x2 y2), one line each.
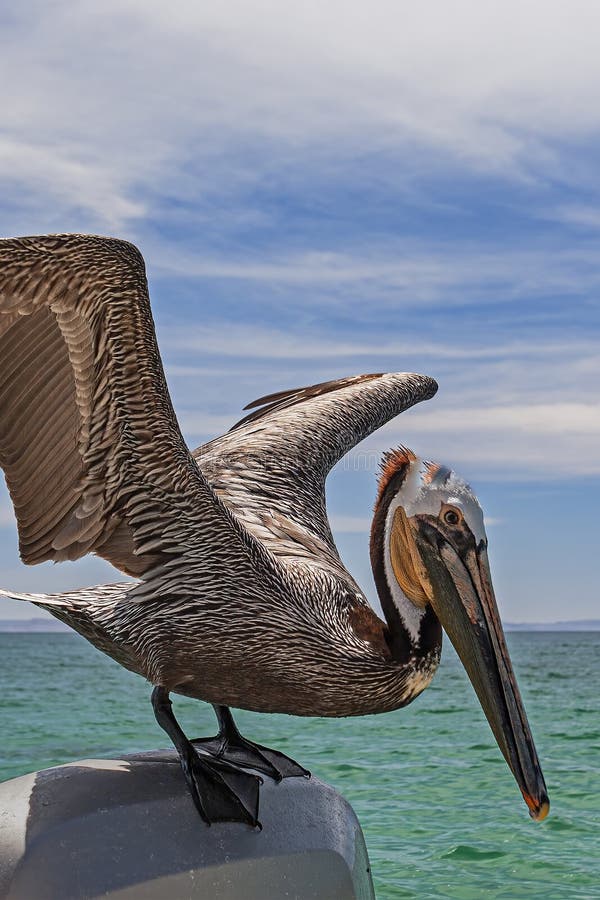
0 0 598 623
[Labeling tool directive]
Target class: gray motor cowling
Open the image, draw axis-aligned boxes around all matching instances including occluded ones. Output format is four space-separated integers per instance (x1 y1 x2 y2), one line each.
0 750 375 899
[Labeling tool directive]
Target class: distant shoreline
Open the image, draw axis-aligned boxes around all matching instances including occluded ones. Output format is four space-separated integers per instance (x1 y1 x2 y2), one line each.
1 618 599 633
0 618 71 633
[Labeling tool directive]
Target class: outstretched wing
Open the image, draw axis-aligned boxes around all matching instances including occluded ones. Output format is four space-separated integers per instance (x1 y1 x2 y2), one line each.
0 234 268 599
194 372 438 566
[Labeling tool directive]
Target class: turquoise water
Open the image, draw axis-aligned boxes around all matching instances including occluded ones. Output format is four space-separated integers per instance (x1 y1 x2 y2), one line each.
1 631 598 899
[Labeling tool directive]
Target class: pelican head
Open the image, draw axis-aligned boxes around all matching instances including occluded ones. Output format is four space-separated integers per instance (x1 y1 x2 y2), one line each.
372 447 550 821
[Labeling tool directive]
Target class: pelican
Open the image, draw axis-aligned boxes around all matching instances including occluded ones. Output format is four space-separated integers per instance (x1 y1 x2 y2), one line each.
0 234 549 827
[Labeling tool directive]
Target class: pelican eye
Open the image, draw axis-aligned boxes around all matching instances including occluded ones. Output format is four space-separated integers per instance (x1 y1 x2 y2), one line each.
442 507 462 526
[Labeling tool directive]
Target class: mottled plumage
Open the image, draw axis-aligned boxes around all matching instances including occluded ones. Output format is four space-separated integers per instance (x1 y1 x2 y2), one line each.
0 234 549 827
0 234 439 717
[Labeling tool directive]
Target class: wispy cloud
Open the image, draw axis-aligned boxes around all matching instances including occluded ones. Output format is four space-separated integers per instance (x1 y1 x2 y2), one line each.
150 243 600 308
552 205 600 229
3 1 600 231
0 137 145 232
330 515 371 534
163 324 598 365
161 320 598 478
391 403 600 478
0 1 598 621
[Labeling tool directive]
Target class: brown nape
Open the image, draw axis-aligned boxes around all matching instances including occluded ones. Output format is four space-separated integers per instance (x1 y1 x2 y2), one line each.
370 454 415 663
376 446 416 502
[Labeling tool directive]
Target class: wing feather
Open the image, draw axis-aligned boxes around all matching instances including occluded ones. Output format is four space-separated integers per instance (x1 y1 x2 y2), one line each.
0 234 264 594
235 373 385 426
195 371 437 560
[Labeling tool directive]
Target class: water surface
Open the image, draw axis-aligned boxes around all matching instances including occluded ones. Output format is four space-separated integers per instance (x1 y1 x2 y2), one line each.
1 631 598 899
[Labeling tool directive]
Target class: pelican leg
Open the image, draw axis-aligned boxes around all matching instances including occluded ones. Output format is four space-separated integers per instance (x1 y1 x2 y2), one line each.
151 687 262 827
192 704 311 782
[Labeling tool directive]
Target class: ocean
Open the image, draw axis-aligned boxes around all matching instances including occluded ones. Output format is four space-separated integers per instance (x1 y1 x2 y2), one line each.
1 631 598 899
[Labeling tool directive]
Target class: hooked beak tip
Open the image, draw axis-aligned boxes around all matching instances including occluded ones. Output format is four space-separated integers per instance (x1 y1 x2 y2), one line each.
524 793 550 822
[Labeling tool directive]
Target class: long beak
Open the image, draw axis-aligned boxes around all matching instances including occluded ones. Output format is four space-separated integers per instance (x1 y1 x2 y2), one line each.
416 527 550 821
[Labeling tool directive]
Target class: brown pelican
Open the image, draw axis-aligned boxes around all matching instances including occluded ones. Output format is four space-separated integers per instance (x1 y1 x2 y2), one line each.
0 234 549 827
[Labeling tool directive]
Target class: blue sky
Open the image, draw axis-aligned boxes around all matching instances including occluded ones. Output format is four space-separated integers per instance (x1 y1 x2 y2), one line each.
0 1 598 622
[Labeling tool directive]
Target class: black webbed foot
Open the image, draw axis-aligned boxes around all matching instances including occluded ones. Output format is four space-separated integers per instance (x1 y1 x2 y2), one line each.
151 687 262 827
192 705 311 782
180 742 262 827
